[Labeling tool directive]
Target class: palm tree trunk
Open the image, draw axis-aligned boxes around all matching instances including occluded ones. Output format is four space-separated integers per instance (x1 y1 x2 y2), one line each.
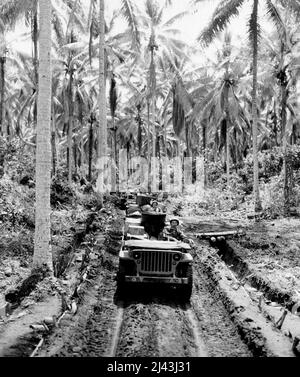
109 76 118 191
73 137 78 177
272 99 278 146
96 0 106 202
88 117 93 182
224 85 230 187
291 123 296 145
185 123 191 157
281 83 290 216
68 77 73 186
163 117 167 157
113 116 119 192
80 138 85 177
112 116 116 162
33 0 52 271
151 97 156 191
148 36 157 192
33 10 38 128
147 101 151 191
152 97 156 159
251 0 262 213
202 120 207 188
51 113 57 176
137 106 142 156
0 56 5 137
233 128 238 170
225 129 230 178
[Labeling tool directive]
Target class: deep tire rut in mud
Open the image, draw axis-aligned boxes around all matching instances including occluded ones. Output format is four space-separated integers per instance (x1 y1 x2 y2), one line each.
190 237 296 357
114 291 205 357
190 242 252 357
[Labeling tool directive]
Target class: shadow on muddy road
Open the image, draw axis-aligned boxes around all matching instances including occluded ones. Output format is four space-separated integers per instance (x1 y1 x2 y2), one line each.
114 284 191 309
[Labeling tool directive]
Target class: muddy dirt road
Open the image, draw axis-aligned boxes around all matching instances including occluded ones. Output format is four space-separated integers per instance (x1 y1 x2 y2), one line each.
38 233 252 357
1 202 297 358
1 211 290 358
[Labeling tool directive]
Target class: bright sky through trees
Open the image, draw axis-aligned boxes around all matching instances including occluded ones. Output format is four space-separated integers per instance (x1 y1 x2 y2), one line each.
5 0 277 74
6 1 269 56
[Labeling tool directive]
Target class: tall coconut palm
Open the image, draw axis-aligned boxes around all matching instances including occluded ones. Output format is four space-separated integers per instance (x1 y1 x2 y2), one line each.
195 0 300 213
0 41 6 137
89 0 141 195
191 33 250 187
265 12 300 214
138 0 188 190
33 0 52 270
96 0 106 199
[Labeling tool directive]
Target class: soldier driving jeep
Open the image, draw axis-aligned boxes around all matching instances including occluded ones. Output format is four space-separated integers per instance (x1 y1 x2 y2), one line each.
159 217 194 247
164 218 194 246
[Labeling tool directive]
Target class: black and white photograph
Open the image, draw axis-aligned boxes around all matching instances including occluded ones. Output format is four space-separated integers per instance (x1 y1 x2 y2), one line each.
0 0 299 368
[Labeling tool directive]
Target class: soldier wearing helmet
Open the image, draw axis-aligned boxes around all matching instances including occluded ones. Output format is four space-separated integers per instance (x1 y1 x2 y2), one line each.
150 200 162 212
163 217 194 246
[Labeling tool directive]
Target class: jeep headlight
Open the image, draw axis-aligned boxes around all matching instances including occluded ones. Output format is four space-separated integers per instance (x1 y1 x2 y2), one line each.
173 253 181 261
133 251 141 259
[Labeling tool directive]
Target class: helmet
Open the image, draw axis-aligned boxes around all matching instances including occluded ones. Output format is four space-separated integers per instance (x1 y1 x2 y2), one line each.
169 217 180 225
141 204 152 211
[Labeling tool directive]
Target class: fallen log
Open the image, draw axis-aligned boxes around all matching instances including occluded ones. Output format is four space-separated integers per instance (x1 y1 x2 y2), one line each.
195 229 245 239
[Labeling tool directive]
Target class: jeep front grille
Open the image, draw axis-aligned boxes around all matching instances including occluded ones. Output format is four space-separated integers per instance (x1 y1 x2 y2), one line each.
139 251 173 274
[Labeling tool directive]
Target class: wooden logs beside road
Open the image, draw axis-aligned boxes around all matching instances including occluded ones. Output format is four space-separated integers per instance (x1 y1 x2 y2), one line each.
195 229 245 240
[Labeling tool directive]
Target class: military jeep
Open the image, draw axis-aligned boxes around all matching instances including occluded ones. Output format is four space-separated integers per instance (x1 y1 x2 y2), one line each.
117 212 193 300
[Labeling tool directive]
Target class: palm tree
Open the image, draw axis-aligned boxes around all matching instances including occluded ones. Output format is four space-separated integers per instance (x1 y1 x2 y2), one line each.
195 0 300 213
138 0 188 191
191 34 250 187
265 12 300 214
0 40 6 138
87 0 141 195
33 0 52 270
95 0 106 199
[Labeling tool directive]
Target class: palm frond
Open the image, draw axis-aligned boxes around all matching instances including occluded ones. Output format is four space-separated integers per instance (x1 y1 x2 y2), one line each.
163 0 173 7
87 0 96 66
120 0 141 49
66 0 85 37
52 7 66 46
0 0 33 29
145 0 160 22
108 9 122 33
198 0 245 46
265 0 286 42
0 18 5 34
162 11 189 28
191 0 213 4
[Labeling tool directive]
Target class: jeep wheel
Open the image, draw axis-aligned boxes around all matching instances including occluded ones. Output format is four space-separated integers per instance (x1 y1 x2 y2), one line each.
116 260 129 295
179 265 193 302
